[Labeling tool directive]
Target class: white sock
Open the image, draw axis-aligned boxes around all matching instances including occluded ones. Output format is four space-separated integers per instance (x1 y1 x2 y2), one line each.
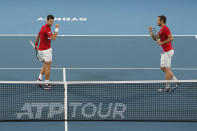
45 80 49 85
38 74 43 80
172 76 177 80
166 83 170 89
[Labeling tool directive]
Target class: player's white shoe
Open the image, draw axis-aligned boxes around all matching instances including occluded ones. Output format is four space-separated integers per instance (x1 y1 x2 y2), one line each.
158 87 170 93
37 78 42 88
44 84 52 90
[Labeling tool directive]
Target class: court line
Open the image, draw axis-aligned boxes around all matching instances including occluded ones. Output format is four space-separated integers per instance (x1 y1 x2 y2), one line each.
0 34 196 37
0 81 64 84
65 68 197 70
0 68 62 70
67 80 197 84
0 80 196 84
63 68 68 131
195 35 197 39
0 67 197 70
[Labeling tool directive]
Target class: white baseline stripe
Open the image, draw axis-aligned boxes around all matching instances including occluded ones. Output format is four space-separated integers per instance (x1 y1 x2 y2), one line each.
0 81 64 84
0 34 196 37
0 67 197 70
0 68 62 70
65 68 197 70
0 34 36 37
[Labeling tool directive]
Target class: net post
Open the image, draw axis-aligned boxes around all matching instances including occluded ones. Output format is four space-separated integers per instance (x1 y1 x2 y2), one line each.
63 68 68 131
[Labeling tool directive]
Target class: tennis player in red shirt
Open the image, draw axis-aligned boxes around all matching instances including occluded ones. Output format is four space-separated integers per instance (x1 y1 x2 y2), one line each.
149 15 178 92
34 15 59 88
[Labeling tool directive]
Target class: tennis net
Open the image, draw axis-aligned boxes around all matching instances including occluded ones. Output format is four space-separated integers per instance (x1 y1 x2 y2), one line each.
0 80 197 121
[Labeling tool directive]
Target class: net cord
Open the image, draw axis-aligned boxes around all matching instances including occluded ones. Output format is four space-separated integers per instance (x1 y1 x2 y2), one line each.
0 80 197 85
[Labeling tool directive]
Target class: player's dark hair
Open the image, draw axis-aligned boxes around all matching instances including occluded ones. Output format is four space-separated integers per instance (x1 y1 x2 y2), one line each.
47 15 54 21
158 15 167 24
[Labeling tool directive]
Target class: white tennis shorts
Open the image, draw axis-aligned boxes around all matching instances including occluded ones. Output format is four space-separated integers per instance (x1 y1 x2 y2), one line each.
37 48 52 62
160 50 174 68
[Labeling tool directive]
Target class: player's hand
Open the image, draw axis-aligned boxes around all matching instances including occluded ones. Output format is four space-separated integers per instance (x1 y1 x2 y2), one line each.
148 26 152 32
35 46 38 50
157 40 163 45
55 24 59 28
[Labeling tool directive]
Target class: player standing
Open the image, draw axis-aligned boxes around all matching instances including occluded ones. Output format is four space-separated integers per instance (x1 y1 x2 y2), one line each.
149 15 178 92
34 15 59 88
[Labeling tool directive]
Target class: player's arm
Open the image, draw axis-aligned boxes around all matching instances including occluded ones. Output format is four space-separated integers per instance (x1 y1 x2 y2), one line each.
50 24 59 41
148 26 158 41
150 32 158 41
35 33 40 50
160 34 173 45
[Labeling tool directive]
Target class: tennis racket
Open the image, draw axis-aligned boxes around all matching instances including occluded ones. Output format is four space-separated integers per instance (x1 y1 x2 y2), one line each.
28 40 39 60
150 27 160 41
150 27 164 53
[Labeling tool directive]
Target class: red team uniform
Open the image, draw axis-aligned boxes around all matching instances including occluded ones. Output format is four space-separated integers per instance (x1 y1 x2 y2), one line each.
36 24 53 62
158 25 173 52
158 25 174 67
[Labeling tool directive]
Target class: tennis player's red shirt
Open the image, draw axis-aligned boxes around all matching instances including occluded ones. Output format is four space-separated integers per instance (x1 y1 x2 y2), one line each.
158 25 173 52
36 24 53 51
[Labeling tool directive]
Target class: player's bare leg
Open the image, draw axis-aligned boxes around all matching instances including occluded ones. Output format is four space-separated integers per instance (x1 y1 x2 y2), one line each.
45 61 51 81
37 64 47 81
37 63 47 88
42 61 52 89
159 67 178 92
40 64 47 76
165 68 174 80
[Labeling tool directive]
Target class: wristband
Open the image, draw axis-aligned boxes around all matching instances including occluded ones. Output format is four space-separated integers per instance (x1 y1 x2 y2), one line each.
55 28 59 32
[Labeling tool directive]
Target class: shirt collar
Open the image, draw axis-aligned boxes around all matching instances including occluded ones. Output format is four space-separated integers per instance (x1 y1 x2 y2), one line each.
45 24 50 28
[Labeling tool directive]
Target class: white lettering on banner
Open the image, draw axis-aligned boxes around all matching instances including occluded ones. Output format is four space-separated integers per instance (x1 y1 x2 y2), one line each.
16 102 127 119
98 103 113 118
81 103 97 118
37 17 45 21
69 102 127 119
69 103 82 118
16 103 34 119
112 103 127 119
36 17 88 22
48 103 64 118
16 103 64 119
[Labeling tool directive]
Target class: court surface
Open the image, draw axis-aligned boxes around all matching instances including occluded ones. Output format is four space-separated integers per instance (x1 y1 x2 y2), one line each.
1 0 197 130
0 121 197 131
0 35 197 131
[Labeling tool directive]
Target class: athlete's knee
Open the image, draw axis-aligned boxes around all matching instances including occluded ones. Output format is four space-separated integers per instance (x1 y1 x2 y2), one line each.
160 67 166 72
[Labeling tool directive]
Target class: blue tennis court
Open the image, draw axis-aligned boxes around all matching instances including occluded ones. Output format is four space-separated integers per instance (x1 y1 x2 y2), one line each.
1 0 197 131
0 36 197 131
1 121 197 131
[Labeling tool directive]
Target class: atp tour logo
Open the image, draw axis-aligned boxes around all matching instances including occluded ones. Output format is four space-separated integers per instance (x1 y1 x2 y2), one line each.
37 17 88 22
16 102 127 119
16 103 64 119
69 102 127 119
